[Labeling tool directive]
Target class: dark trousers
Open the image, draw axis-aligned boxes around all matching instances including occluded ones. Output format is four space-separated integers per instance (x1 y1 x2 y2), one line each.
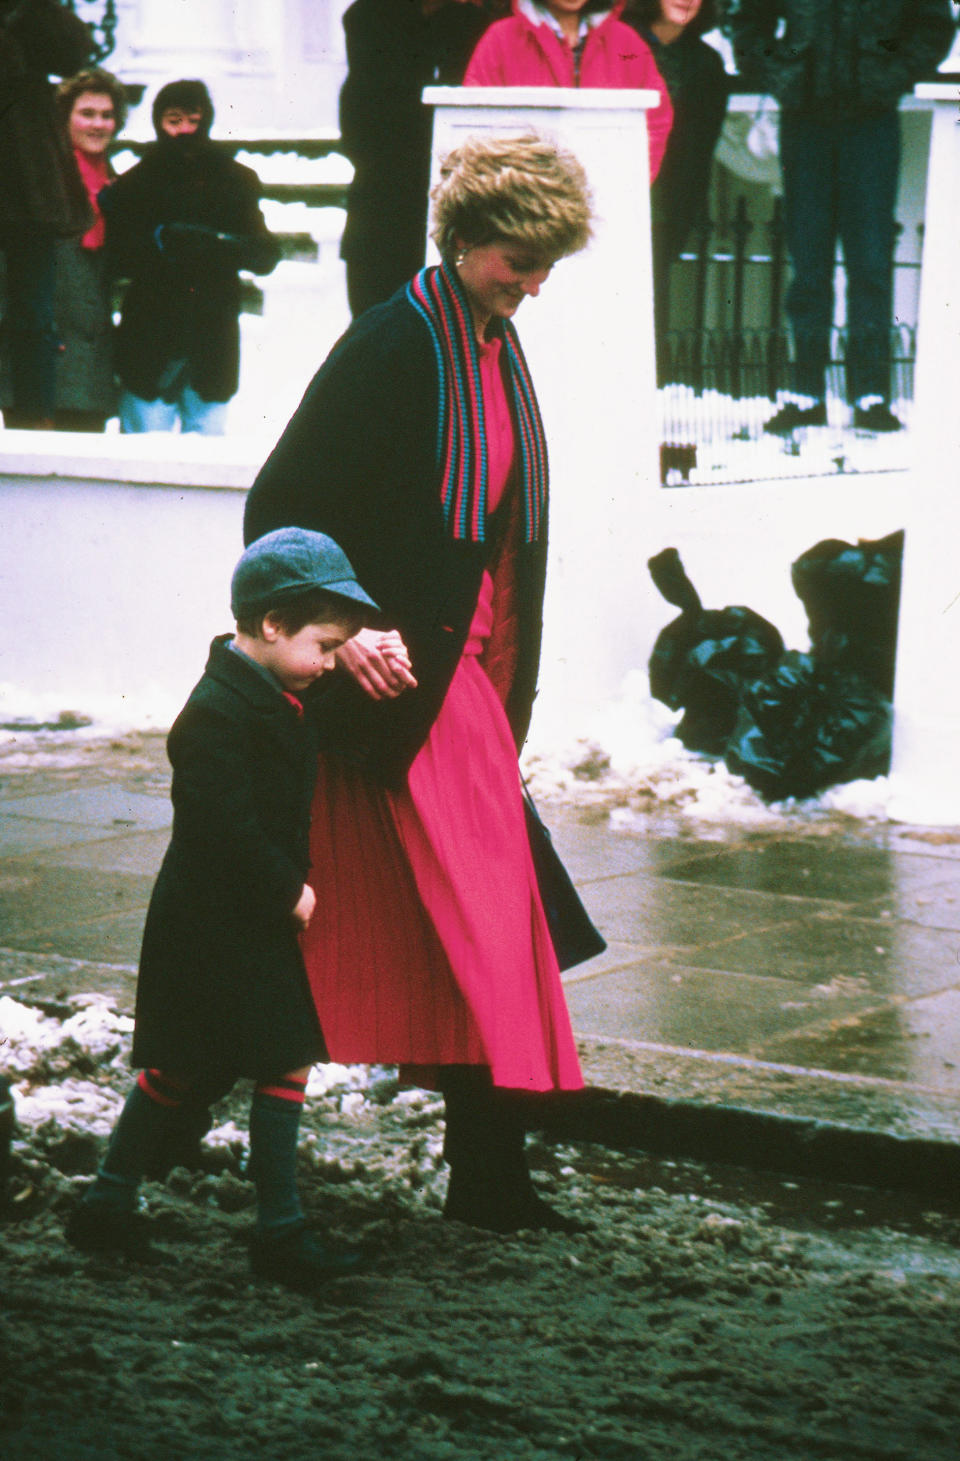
779 110 900 404
0 227 57 421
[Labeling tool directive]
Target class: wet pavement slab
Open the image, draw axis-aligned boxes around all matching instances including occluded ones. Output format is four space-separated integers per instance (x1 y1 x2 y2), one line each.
2 739 959 1194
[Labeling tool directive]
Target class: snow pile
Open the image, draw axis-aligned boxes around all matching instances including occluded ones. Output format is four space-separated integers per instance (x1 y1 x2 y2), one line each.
524 669 896 827
2 994 136 1140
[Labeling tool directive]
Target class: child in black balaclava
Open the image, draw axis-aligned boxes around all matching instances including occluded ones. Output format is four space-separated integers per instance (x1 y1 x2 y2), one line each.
99 78 281 434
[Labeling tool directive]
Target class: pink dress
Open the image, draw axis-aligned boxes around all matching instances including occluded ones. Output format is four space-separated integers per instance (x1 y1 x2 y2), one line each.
300 336 583 1093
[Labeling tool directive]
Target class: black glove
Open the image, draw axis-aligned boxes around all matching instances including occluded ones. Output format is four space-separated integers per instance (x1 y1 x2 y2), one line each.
153 221 241 267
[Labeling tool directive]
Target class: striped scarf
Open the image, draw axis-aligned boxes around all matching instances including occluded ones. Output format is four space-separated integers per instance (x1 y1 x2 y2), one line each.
407 259 548 544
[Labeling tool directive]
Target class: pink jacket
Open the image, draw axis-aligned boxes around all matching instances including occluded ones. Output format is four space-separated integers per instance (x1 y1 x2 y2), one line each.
463 1 673 180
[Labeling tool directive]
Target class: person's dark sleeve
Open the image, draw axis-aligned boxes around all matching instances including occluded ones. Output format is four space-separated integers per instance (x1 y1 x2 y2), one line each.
168 705 303 918
222 165 282 275
154 218 280 276
890 0 956 94
5 0 96 78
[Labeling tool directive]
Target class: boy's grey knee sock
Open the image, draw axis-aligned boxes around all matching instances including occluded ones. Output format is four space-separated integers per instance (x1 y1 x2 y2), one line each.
85 1077 182 1211
249 1079 307 1233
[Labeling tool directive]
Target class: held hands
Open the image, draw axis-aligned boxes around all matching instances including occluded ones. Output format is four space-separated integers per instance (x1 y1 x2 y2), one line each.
336 628 418 702
292 882 316 930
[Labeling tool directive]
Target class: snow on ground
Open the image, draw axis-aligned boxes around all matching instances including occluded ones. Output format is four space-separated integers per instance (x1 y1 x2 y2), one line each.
521 671 899 830
0 683 899 832
3 984 960 1460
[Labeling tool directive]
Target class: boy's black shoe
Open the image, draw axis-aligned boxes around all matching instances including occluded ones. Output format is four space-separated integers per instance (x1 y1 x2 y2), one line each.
249 1222 365 1292
853 402 902 433
764 401 827 435
65 1202 161 1263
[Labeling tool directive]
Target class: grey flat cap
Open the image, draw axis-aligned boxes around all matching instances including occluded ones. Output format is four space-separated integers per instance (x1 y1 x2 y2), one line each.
231 528 380 619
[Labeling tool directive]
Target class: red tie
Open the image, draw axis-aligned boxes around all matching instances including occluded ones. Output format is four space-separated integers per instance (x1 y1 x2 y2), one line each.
282 691 304 719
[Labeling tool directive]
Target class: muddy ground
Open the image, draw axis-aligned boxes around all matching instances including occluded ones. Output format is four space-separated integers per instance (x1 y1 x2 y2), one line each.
3 1026 960 1461
3 735 960 1460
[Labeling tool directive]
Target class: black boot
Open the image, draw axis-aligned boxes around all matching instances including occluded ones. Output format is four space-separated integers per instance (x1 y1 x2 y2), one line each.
440 1068 585 1234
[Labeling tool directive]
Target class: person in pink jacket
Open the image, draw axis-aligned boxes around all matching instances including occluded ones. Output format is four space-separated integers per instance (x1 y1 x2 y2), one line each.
464 0 673 178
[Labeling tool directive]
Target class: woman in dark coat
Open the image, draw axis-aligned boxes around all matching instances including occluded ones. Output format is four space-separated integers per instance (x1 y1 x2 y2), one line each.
0 0 95 427
245 132 595 1234
48 67 127 431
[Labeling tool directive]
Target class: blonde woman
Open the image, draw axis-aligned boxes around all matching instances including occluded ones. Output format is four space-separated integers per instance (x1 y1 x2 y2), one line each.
245 134 595 1234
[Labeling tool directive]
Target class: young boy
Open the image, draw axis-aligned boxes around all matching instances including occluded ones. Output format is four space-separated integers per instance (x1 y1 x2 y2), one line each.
67 528 383 1291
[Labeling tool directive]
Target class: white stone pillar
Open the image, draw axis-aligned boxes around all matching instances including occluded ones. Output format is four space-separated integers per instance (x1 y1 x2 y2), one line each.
889 84 960 823
424 87 661 749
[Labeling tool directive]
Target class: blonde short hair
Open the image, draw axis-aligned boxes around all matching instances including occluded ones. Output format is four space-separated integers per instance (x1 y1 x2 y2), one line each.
431 132 593 264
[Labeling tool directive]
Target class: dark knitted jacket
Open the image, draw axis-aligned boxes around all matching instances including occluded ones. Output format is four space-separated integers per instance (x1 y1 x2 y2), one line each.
244 270 549 789
722 0 955 117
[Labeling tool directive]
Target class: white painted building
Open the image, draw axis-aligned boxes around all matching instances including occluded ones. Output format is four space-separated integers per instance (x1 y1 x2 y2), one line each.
95 0 352 138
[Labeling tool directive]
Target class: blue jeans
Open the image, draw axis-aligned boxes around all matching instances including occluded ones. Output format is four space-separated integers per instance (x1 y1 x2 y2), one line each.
778 111 900 404
120 379 227 435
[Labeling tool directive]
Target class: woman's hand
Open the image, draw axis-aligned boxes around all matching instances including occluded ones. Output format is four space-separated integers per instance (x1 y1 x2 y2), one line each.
336 628 418 701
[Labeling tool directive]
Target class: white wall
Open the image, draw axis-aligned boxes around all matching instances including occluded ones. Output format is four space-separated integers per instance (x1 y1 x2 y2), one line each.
0 441 250 725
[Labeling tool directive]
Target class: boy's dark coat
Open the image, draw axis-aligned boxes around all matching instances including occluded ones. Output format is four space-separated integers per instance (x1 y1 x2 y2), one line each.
131 637 325 1078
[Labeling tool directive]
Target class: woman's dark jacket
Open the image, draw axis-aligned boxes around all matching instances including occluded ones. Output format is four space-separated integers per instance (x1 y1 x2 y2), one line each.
0 0 94 235
52 236 117 414
244 282 549 789
0 233 116 415
100 140 281 403
132 637 325 1078
723 0 955 117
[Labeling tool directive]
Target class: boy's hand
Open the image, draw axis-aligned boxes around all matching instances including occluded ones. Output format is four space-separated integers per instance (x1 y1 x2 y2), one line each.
336 628 418 701
292 882 316 929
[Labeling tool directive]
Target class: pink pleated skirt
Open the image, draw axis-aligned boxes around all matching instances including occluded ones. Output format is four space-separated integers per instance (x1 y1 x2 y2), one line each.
300 654 584 1093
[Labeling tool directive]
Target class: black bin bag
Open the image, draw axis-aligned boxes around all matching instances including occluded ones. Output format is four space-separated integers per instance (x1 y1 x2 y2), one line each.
647 548 785 754
724 650 893 801
790 531 904 698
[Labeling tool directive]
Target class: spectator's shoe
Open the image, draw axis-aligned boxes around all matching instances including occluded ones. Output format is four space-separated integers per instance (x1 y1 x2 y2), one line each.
65 1201 160 1262
764 401 827 435
853 403 902 433
249 1221 365 1292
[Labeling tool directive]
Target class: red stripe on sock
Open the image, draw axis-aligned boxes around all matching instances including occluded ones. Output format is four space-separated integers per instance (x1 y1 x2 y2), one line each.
138 1069 186 1108
255 1078 306 1104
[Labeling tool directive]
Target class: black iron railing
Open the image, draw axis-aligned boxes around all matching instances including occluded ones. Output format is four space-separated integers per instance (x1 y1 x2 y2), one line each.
659 196 921 405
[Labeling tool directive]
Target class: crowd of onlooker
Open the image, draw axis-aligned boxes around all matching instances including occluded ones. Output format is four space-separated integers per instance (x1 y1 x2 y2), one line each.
0 0 956 437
